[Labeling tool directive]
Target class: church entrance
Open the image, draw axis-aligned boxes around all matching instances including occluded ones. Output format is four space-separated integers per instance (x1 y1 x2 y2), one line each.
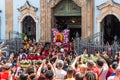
54 16 81 42
101 15 120 45
22 16 36 41
52 0 81 42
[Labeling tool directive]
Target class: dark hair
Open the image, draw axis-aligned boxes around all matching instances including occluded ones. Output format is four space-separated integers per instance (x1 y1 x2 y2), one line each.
96 58 104 67
45 70 54 79
20 74 28 80
75 62 79 68
41 67 48 73
112 62 118 70
84 71 96 80
29 74 36 80
67 66 74 74
26 66 34 75
75 73 84 80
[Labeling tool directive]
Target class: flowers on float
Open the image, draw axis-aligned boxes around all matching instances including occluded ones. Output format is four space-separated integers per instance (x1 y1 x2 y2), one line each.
20 60 31 65
20 60 41 65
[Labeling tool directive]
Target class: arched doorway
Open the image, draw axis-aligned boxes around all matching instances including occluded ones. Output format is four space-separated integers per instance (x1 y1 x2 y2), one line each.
52 0 81 42
22 16 36 40
101 15 120 44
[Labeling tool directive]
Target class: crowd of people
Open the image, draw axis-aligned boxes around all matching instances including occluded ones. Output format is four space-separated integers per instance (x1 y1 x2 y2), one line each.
0 38 120 80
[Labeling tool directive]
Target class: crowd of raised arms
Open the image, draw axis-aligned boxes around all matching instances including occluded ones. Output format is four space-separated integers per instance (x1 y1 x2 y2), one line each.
0 39 120 80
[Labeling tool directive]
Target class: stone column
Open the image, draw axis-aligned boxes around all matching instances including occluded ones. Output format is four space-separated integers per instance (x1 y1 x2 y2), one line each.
82 0 94 38
87 0 94 36
47 4 52 42
5 0 13 39
40 0 47 42
81 0 89 38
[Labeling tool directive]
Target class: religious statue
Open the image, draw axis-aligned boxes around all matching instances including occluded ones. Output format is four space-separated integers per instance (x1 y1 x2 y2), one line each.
23 35 31 49
52 28 70 45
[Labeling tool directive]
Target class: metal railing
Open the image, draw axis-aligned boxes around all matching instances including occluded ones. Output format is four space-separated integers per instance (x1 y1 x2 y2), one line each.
5 31 23 54
74 32 120 57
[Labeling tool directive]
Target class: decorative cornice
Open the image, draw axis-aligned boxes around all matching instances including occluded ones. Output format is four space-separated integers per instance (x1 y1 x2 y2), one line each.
97 0 120 10
18 0 38 12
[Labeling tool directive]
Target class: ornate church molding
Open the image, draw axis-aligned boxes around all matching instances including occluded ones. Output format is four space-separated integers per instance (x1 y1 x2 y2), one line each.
18 0 38 12
96 0 120 41
18 1 39 42
97 0 120 22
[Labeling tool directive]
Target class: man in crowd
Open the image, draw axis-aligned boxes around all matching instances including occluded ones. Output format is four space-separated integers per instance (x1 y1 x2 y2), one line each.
107 66 120 80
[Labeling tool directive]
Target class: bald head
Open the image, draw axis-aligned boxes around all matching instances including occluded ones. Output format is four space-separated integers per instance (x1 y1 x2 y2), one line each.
79 64 87 74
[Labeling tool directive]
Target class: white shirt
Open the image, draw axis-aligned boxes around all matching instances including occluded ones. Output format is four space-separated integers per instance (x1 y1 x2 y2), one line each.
98 63 108 80
107 76 120 80
54 68 67 80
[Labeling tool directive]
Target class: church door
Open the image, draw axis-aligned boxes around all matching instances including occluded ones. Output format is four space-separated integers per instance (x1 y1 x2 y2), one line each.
53 0 81 42
101 15 120 44
22 16 36 41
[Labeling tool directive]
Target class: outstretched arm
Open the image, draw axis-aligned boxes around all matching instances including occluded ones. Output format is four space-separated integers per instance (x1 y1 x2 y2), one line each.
36 60 46 79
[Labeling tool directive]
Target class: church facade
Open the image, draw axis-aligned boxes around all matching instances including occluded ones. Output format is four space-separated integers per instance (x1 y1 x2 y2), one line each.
0 0 120 43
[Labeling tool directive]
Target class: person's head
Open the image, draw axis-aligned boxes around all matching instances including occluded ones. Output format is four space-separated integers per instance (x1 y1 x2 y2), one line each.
37 60 42 66
75 62 79 68
87 60 94 70
19 74 28 80
112 62 118 70
41 67 48 74
83 49 87 54
94 52 100 57
45 70 54 80
96 58 104 68
26 66 34 75
79 64 87 74
63 61 68 71
10 52 14 58
75 72 84 80
57 60 64 69
83 71 96 80
66 66 74 78
20 48 23 53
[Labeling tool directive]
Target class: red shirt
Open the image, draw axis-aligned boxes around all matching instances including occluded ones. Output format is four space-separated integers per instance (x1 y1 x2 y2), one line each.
0 70 9 80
